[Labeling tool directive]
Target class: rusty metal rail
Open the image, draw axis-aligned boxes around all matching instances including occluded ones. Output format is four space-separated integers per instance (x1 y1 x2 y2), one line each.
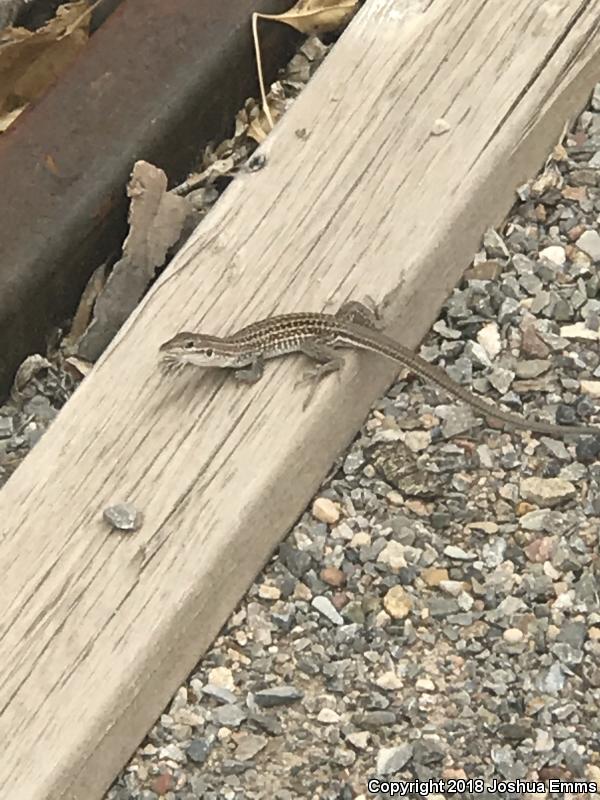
0 0 296 393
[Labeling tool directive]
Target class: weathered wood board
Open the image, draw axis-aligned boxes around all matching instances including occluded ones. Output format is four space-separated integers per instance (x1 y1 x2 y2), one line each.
1 0 599 797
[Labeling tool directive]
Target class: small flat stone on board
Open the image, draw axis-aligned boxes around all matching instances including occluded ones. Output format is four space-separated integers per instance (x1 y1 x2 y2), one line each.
431 117 451 135
103 502 143 532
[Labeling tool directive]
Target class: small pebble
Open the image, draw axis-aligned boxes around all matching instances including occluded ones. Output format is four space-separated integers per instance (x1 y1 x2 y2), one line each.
539 244 566 265
431 117 451 135
258 584 281 601
415 678 435 692
421 567 449 586
575 228 600 260
383 586 412 619
520 477 577 508
312 497 340 524
503 628 524 644
208 667 234 691
102 502 143 532
0 417 14 439
319 566 346 587
317 708 340 724
580 379 600 398
311 595 344 625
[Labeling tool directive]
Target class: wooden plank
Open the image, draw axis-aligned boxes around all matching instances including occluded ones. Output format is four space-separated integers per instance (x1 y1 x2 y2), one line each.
1 1 599 797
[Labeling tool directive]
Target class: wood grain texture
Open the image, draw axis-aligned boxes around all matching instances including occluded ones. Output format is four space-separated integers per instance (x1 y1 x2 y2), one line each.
2 1 600 797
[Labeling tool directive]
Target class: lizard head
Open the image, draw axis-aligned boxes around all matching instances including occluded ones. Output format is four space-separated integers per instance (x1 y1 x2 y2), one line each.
159 332 244 369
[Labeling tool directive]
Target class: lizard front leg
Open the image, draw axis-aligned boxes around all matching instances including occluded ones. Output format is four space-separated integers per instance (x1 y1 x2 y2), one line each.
233 355 265 384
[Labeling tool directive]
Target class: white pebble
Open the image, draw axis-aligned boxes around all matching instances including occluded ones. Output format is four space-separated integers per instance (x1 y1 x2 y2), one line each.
539 245 566 265
312 497 340 524
503 628 524 643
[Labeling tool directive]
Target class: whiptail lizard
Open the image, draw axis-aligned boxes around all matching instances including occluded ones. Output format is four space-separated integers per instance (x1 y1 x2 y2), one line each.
159 301 598 437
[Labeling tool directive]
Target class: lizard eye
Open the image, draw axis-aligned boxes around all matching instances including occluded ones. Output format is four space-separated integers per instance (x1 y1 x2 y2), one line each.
205 348 214 357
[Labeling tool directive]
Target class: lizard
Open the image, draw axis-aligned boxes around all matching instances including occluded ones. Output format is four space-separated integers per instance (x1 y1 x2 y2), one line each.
159 301 599 437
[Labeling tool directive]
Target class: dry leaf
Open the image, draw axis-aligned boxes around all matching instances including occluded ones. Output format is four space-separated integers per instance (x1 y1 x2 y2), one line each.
552 142 568 162
64 355 93 380
77 161 195 361
63 261 108 348
0 1 90 132
237 98 278 144
257 0 358 36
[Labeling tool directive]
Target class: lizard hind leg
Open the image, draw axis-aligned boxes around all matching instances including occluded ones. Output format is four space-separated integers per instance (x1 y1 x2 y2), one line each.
335 299 385 330
295 339 345 409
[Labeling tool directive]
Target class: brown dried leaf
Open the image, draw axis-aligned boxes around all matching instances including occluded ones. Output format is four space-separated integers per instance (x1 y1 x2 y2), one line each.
64 355 93 380
238 98 277 144
123 162 193 268
77 161 195 361
257 0 358 36
248 116 268 143
63 261 108 348
0 1 90 133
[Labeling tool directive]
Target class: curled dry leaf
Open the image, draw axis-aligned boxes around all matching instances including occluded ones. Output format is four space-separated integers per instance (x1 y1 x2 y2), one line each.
257 0 359 36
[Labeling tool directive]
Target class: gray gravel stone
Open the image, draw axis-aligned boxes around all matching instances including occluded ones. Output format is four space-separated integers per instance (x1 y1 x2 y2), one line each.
376 743 413 775
102 502 143 532
444 545 476 560
235 734 267 761
311 595 344 625
0 417 13 439
186 739 211 764
212 704 247 728
540 662 566 694
253 686 304 708
201 683 237 704
519 477 577 507
576 229 600 260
